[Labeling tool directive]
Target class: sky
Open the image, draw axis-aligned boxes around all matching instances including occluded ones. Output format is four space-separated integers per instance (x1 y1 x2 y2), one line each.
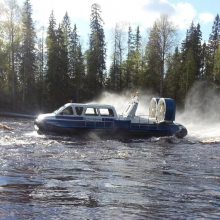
15 0 220 53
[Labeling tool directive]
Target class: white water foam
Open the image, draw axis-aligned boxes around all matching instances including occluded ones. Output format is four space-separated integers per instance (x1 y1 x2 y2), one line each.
177 81 220 143
95 84 220 143
94 91 154 115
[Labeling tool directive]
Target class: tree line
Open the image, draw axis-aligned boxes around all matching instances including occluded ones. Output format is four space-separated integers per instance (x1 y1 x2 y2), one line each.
0 0 220 112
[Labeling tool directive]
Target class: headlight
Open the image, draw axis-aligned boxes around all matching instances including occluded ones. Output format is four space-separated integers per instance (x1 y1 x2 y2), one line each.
36 115 45 122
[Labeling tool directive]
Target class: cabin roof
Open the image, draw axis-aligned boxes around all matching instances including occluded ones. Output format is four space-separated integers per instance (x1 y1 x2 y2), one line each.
65 103 116 109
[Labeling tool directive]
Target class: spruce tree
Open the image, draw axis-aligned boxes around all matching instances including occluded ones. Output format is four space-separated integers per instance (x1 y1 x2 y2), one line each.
124 26 135 90
35 27 46 110
61 12 71 77
61 12 71 51
206 14 220 81
46 12 69 109
135 26 141 54
19 0 36 108
56 24 69 99
86 3 106 98
213 46 220 84
69 24 85 102
164 47 182 102
181 22 203 92
108 24 125 92
133 26 142 87
46 11 57 109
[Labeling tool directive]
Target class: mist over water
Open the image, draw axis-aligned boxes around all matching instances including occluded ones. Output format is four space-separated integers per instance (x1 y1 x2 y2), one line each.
94 91 155 115
177 81 220 142
94 83 220 142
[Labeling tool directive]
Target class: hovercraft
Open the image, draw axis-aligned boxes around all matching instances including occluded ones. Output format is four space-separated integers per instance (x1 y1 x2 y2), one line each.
34 96 187 138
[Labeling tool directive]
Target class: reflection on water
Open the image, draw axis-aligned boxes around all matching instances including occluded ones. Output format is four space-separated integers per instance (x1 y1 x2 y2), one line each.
0 118 220 219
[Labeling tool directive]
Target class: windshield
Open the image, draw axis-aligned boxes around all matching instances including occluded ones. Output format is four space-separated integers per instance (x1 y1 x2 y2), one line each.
53 105 66 114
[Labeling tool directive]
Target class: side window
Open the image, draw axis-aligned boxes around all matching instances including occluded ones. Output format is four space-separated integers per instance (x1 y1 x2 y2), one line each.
75 107 83 116
99 108 114 117
85 107 98 116
109 109 114 117
60 106 74 115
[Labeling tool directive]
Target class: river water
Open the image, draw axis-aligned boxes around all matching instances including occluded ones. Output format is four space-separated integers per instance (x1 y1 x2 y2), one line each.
0 117 220 219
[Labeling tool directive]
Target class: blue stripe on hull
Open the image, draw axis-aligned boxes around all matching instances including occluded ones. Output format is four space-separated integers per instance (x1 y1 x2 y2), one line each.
38 117 179 137
45 119 114 130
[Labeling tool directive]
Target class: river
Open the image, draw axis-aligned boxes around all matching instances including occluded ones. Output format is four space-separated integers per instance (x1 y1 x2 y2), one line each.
0 117 220 219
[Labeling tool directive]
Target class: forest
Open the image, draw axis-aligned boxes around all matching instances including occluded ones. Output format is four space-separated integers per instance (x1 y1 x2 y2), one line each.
0 0 220 113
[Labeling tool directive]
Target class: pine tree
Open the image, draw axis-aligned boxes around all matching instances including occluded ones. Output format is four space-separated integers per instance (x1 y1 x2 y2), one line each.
86 3 106 98
19 0 36 108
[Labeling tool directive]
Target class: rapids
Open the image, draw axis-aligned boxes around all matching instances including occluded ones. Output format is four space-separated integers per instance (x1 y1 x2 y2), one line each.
0 117 220 219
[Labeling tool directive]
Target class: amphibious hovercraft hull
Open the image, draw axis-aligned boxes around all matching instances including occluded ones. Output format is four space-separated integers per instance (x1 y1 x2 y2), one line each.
34 97 187 138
